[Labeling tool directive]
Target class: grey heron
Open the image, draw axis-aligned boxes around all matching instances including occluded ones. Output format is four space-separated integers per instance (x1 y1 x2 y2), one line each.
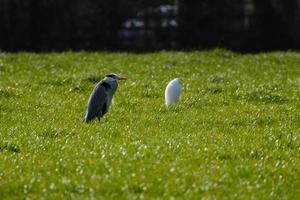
165 78 182 106
84 73 127 123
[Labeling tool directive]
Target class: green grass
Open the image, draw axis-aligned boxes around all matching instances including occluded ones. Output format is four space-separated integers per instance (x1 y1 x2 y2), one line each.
0 49 300 199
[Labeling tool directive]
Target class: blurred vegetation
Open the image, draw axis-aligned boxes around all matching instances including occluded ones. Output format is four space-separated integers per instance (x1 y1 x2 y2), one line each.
0 0 299 51
178 0 300 51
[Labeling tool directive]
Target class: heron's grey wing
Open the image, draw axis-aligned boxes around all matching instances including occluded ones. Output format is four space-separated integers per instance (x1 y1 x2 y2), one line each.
85 83 108 122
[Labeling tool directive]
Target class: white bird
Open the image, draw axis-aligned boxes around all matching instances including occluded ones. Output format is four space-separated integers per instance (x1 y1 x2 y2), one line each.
165 78 182 106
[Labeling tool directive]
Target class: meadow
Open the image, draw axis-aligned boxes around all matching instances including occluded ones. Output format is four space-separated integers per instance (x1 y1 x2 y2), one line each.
0 50 300 199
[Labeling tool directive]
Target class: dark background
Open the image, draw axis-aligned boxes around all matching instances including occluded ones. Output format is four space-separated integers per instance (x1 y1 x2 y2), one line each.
0 0 299 52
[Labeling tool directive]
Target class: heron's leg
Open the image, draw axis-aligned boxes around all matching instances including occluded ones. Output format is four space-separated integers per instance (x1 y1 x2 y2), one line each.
96 111 102 122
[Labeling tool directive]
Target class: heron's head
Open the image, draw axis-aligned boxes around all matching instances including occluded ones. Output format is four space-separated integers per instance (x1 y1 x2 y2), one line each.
106 73 127 81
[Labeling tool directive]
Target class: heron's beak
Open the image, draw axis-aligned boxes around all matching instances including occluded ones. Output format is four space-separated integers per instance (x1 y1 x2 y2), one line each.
117 76 128 80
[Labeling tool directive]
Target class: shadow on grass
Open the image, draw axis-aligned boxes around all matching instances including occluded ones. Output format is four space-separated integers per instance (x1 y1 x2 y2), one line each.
0 142 20 153
246 91 288 104
0 88 17 98
42 77 74 87
82 75 103 84
38 127 75 139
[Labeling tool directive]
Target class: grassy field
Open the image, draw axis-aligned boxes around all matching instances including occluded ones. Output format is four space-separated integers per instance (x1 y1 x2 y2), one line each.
0 50 300 199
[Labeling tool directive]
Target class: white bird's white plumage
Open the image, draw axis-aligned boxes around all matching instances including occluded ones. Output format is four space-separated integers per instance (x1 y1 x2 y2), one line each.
165 78 182 106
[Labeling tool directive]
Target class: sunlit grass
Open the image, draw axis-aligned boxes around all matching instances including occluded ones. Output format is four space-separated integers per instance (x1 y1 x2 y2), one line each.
0 50 300 199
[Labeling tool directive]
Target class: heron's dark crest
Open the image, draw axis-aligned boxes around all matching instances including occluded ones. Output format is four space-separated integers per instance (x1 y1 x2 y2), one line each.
106 73 118 79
